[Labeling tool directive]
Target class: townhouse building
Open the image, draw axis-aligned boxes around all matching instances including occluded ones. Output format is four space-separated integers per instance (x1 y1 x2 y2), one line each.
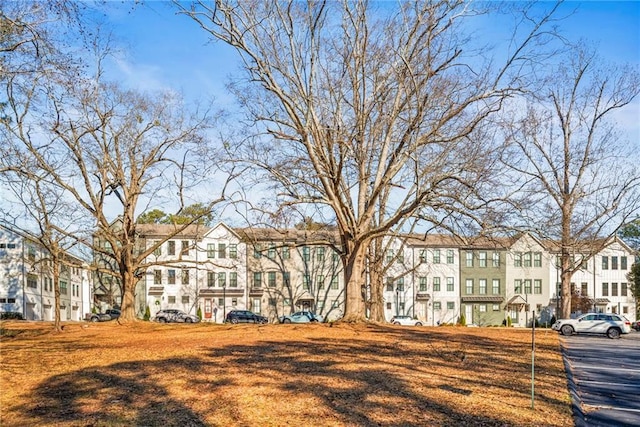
136 223 345 323
459 237 510 326
0 222 91 321
546 237 636 320
404 235 461 326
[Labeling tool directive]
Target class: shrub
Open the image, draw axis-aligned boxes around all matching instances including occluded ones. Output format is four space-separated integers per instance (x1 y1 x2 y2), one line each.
197 307 203 320
143 305 151 321
507 316 512 327
0 312 24 320
458 314 466 326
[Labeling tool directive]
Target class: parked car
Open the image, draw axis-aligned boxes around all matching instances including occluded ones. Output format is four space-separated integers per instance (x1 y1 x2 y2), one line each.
89 309 121 322
632 320 640 332
153 309 200 323
279 311 323 324
552 313 631 339
225 310 268 324
390 315 423 326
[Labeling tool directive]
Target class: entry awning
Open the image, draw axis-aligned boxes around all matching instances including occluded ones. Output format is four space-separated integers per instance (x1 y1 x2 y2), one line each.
461 296 504 303
148 286 164 295
588 298 610 306
506 295 527 307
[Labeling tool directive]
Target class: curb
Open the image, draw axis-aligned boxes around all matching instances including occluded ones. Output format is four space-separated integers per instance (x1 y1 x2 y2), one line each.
558 338 587 427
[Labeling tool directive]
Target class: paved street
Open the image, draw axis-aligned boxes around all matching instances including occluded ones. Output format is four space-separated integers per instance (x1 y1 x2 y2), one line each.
560 330 640 426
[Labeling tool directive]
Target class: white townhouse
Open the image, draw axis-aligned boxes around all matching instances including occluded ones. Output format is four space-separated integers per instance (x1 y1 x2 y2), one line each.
547 237 636 321
405 235 461 325
505 233 555 326
139 223 247 322
0 222 91 321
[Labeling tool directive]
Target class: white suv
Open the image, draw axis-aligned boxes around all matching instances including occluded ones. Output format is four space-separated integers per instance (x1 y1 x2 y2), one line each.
552 313 631 339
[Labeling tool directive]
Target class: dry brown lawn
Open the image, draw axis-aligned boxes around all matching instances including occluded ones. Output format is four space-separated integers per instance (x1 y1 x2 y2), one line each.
0 320 573 427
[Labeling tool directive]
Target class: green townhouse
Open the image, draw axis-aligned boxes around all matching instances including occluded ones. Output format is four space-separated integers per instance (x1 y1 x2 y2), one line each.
459 236 512 326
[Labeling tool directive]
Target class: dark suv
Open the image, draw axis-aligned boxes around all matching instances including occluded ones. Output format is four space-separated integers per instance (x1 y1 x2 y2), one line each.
89 309 121 322
225 310 268 324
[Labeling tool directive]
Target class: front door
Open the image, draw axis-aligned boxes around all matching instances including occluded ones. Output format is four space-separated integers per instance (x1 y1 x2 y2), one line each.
465 304 473 325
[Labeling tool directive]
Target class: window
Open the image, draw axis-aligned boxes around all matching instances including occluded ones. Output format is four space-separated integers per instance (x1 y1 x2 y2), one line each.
602 256 608 270
396 277 404 291
419 276 427 291
479 304 487 313
621 256 627 270
466 252 473 267
492 304 500 311
218 243 226 259
207 272 215 287
479 279 487 294
302 246 310 261
268 271 276 287
207 243 216 258
269 298 277 307
330 275 338 289
27 274 38 288
168 270 176 285
397 249 404 263
181 240 189 256
492 279 500 295
254 244 262 258
154 270 162 285
317 247 325 261
419 249 427 263
386 249 393 263
433 249 441 264
611 256 618 270
514 252 522 267
581 282 588 296
60 281 68 295
253 272 262 288
182 269 190 285
465 279 473 294
282 245 290 259
218 272 226 287
317 275 325 289
303 275 311 290
524 279 532 294
283 272 291 287
602 282 609 296
534 279 542 294
386 277 393 292
28 246 36 261
447 277 454 292
386 302 392 310
267 244 276 260
622 282 628 296
433 277 441 292
479 252 487 267
153 241 162 256
182 296 189 304
218 298 223 306
168 296 176 304
433 301 441 310
447 301 454 310
229 244 238 259
514 279 522 294
231 298 237 306
523 252 532 267
168 241 175 256
447 249 454 264
533 252 542 267
611 282 618 297
229 272 238 288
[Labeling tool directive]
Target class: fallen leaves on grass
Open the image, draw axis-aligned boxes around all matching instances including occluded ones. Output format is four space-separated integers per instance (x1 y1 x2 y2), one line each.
0 321 572 426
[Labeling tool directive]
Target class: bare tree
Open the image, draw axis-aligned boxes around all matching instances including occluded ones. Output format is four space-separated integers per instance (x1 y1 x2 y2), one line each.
178 0 561 321
2 7 228 321
501 46 640 319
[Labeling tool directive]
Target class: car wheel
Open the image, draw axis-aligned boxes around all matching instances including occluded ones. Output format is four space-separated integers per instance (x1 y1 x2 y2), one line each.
158 317 167 323
185 318 192 323
560 325 573 336
607 328 621 339
415 322 423 326
90 317 99 322
283 318 291 324
393 321 400 325
231 318 238 324
310 319 318 323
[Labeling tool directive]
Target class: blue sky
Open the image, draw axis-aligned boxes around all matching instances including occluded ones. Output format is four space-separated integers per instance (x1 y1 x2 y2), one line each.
99 1 640 104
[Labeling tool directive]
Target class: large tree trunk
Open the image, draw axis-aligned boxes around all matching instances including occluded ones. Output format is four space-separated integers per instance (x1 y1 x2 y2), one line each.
341 239 369 322
118 266 137 322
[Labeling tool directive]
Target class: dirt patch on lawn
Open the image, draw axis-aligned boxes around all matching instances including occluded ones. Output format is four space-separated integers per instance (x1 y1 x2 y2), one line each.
0 321 572 426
